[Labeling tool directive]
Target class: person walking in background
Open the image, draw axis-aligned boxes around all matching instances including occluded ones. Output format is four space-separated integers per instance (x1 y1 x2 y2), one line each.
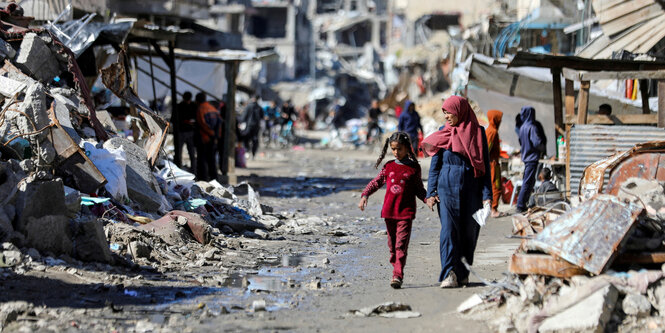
486 109 505 218
398 100 424 154
358 132 427 289
195 92 222 181
239 96 263 159
422 96 491 288
516 106 546 213
175 91 197 172
366 99 382 144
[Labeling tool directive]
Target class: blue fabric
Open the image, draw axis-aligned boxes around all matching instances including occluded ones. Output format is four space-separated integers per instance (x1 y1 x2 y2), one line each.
398 100 422 144
517 161 539 212
427 128 492 282
518 106 545 163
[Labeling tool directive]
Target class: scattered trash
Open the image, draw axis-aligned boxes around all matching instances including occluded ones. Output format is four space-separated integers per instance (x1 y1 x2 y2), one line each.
350 302 421 319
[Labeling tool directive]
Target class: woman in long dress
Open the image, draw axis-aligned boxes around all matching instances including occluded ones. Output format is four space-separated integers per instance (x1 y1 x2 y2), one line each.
423 96 491 288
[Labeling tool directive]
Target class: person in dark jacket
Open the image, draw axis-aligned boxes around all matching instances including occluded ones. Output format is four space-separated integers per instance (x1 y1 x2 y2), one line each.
516 106 546 212
398 100 423 154
422 96 492 288
528 168 559 208
240 96 263 159
175 91 197 172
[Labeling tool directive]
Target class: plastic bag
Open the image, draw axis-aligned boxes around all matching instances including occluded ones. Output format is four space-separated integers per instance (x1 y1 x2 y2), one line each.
472 201 491 227
84 142 127 200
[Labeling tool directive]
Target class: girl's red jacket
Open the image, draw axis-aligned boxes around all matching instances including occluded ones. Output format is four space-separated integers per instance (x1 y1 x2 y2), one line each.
362 160 427 220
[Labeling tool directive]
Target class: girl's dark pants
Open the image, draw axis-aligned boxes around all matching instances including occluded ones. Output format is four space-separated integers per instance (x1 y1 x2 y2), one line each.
385 218 413 280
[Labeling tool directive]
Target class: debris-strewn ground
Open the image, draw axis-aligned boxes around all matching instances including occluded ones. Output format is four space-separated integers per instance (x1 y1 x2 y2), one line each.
0 147 521 332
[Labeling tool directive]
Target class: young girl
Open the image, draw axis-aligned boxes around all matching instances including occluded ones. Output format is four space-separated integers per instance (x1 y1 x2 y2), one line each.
358 132 427 289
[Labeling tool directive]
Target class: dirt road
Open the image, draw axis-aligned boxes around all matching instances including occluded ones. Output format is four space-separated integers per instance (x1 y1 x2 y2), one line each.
212 147 520 332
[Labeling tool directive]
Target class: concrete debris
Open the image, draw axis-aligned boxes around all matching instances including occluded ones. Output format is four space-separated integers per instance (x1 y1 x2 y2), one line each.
351 302 421 319
71 217 112 263
104 137 164 212
129 240 152 260
23 215 73 255
15 33 61 82
0 301 32 327
647 278 665 314
622 293 652 317
538 283 618 333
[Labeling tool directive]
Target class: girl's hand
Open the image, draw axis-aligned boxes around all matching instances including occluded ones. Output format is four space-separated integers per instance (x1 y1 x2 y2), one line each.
358 196 368 211
426 196 440 211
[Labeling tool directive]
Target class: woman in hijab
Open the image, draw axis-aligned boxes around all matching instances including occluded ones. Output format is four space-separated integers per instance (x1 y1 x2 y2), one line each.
423 96 491 288
486 110 504 218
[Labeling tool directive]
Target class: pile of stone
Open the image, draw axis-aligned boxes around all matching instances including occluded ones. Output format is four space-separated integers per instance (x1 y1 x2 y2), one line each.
459 177 665 332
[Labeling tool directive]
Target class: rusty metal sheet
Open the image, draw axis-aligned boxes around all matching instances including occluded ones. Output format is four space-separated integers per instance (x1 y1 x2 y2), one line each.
579 140 665 200
605 152 665 196
100 52 169 166
570 125 665 197
509 253 587 278
527 195 643 275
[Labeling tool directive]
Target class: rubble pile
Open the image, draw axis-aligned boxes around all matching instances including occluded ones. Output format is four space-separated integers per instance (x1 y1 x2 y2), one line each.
0 22 324 279
459 168 665 332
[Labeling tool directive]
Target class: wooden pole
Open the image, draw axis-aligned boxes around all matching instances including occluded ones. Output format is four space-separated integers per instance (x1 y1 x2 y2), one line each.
221 61 238 184
659 80 665 128
577 80 590 125
640 79 650 114
564 78 575 198
168 41 180 167
551 67 564 135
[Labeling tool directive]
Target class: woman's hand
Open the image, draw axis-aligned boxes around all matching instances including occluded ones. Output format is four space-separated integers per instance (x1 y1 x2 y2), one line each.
358 196 368 211
426 196 440 211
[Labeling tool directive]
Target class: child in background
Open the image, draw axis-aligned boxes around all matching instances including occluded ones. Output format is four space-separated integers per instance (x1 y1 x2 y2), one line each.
528 167 559 208
358 132 427 289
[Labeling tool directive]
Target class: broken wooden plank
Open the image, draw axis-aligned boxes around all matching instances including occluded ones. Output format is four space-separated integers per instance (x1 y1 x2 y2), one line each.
598 0 653 24
563 68 665 81
527 195 643 275
600 3 663 37
509 253 587 278
615 252 665 264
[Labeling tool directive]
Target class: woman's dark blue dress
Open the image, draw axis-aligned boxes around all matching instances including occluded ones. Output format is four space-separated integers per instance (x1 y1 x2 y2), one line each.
427 129 492 282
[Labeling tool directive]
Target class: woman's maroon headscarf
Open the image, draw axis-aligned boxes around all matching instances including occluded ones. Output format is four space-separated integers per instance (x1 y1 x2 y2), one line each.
421 96 486 178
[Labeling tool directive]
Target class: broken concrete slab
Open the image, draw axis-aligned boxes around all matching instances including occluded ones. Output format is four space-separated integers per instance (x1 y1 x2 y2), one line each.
104 137 163 212
129 241 151 260
647 278 665 314
72 217 112 263
623 293 652 317
538 283 618 333
0 76 25 98
15 179 67 230
15 33 61 82
23 215 72 256
12 80 49 139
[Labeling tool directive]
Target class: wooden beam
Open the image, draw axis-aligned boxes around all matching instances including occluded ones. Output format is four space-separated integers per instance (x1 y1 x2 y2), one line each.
552 68 564 133
221 61 239 184
615 252 665 265
509 253 587 278
659 80 665 128
577 81 590 124
566 113 658 125
640 79 650 114
509 51 665 71
564 68 665 81
565 79 575 117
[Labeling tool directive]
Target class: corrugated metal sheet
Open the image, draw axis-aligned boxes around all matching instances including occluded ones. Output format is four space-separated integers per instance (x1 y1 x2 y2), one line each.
569 124 665 195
